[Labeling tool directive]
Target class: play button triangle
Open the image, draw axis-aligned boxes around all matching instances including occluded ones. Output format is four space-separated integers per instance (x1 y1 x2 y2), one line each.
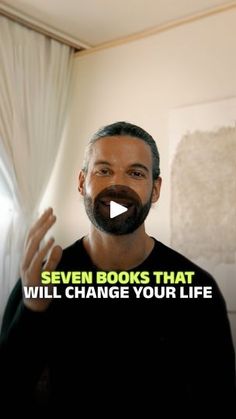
110 200 128 218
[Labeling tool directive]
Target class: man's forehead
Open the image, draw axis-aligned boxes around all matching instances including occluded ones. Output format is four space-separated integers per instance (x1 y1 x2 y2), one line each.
89 135 152 159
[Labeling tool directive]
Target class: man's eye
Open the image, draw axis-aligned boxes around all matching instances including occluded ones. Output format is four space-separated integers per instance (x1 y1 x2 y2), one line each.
129 171 145 178
96 168 111 176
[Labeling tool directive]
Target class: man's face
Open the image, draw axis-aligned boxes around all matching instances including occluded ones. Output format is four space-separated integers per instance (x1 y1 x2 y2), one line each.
78 135 161 235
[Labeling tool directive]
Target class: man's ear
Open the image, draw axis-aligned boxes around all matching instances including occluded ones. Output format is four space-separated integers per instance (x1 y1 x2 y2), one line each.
151 177 162 203
78 170 86 196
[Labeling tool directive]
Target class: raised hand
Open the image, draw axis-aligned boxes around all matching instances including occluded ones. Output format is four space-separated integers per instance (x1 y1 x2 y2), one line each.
21 208 62 311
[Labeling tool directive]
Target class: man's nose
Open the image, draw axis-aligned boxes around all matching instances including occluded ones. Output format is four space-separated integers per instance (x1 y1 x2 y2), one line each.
109 172 127 186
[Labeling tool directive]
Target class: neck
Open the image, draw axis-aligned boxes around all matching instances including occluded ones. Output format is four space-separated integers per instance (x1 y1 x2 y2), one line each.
83 224 154 270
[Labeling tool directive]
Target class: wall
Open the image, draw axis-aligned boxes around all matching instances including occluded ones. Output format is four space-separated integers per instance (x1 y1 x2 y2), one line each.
42 8 236 348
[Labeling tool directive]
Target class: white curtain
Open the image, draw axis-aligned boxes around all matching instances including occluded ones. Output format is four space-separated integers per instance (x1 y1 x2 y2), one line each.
0 15 75 325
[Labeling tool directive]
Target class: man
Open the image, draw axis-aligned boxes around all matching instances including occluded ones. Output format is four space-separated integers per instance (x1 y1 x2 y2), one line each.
0 121 235 417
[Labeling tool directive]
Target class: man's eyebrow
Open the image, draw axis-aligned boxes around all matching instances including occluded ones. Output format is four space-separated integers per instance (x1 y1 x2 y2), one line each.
94 160 112 166
93 160 150 173
129 163 150 173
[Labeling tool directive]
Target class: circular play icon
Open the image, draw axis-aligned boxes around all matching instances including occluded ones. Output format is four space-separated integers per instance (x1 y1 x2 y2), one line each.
84 184 152 235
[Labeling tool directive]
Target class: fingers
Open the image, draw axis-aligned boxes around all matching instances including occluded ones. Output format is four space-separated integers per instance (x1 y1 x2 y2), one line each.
27 240 62 279
44 245 63 271
21 208 62 312
25 208 53 245
22 209 57 271
28 237 55 275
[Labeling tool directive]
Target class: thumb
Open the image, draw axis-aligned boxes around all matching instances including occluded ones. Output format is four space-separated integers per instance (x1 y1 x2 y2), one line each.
44 245 63 272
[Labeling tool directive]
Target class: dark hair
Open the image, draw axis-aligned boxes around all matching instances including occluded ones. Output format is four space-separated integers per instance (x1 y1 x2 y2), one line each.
83 121 160 180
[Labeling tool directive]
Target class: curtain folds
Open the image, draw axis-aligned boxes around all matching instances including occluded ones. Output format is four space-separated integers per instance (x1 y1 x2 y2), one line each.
0 15 75 325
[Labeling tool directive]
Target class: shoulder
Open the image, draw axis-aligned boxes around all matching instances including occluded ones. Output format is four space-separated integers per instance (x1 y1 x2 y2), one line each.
152 240 230 318
154 238 209 271
56 237 87 270
153 239 221 288
60 238 84 258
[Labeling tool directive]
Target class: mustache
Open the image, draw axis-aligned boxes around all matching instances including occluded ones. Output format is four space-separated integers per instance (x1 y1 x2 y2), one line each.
84 184 152 235
96 185 140 204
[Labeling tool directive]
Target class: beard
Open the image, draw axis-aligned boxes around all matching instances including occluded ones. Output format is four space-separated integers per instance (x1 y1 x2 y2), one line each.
83 184 153 235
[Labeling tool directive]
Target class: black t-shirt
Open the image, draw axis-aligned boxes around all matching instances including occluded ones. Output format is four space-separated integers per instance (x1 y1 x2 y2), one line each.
1 238 235 417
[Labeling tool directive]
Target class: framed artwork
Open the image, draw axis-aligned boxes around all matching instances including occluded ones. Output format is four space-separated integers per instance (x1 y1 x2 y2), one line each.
169 97 236 311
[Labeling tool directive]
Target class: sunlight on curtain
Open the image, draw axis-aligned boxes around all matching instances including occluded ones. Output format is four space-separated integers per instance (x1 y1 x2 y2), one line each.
0 15 75 326
0 176 14 314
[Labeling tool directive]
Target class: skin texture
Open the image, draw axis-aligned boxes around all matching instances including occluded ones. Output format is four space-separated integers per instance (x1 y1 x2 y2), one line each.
21 135 162 311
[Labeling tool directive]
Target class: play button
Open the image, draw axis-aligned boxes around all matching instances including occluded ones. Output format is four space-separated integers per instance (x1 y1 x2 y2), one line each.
110 200 128 218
